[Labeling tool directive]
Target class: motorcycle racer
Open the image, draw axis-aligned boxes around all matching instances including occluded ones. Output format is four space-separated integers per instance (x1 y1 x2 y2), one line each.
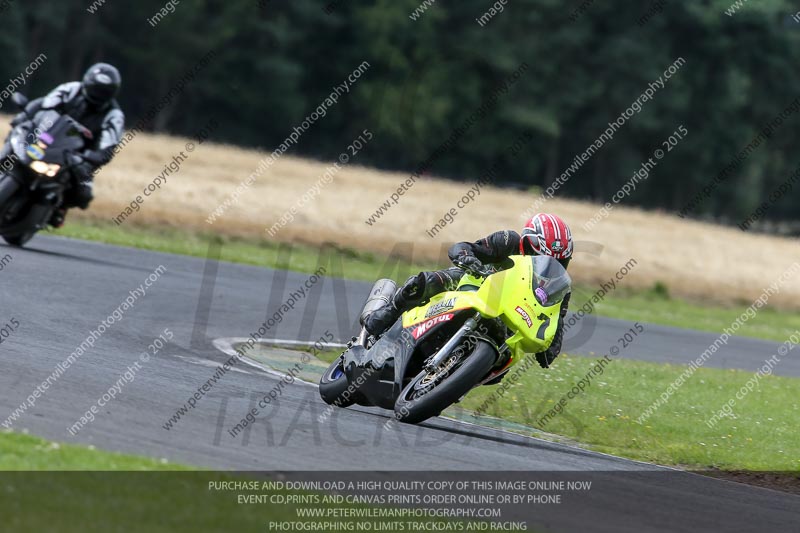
1 63 124 227
365 213 573 368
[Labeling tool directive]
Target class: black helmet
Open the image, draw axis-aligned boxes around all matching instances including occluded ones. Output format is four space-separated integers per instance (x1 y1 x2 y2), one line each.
82 63 121 106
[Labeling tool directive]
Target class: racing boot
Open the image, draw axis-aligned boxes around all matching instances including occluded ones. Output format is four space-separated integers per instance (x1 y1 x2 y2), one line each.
49 207 67 228
363 301 401 337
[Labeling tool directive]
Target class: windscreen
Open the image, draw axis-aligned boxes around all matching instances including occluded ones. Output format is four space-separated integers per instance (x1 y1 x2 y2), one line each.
35 113 87 153
530 255 572 307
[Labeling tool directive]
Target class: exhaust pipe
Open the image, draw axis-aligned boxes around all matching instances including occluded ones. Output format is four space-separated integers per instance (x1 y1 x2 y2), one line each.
359 279 397 326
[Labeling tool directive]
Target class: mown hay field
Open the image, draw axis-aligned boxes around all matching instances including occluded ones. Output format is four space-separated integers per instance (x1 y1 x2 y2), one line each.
3 117 799 309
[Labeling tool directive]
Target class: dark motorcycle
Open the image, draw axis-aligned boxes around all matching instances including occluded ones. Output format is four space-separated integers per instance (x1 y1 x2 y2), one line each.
0 93 92 246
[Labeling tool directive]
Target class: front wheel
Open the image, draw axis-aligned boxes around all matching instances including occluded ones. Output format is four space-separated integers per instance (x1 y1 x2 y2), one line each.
319 356 366 408
394 340 497 424
2 231 35 247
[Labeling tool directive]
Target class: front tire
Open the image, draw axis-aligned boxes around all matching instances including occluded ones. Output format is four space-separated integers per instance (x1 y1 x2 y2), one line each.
3 231 35 247
319 356 365 408
393 340 497 424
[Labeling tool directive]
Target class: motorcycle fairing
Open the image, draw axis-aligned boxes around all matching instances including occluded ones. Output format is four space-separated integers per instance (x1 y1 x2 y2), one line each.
343 320 417 409
401 256 568 362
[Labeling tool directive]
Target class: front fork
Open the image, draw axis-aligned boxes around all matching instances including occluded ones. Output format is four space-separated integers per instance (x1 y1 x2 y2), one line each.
424 312 482 372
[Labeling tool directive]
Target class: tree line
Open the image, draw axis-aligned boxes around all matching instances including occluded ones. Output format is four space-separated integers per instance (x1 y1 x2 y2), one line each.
1 0 798 228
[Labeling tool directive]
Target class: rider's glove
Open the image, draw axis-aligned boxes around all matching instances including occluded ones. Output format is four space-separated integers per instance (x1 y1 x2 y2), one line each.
399 272 426 301
455 254 484 275
70 156 95 184
10 113 28 128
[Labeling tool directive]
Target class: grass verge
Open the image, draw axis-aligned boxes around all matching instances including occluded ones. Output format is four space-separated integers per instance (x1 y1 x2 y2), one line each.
57 219 800 343
460 353 800 473
0 432 264 532
281 346 799 478
0 431 185 471
0 432 471 532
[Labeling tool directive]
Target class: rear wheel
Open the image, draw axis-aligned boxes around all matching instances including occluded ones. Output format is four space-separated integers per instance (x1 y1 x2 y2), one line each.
3 231 35 247
319 356 366 408
393 340 497 424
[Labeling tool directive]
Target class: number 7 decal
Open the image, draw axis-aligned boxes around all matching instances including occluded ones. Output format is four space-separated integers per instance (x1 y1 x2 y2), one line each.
536 313 551 340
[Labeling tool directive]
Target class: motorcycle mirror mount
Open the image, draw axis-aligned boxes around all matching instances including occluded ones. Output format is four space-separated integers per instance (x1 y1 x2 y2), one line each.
11 93 29 110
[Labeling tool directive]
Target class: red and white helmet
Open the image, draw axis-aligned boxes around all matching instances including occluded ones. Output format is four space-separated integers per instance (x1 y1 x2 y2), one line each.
520 213 573 268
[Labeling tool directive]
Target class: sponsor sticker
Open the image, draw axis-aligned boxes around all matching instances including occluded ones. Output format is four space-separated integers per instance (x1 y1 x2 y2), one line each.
515 306 533 328
411 313 454 340
26 145 45 160
424 297 457 318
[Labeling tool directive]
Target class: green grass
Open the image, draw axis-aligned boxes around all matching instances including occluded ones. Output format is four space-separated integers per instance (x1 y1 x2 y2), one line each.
0 431 468 532
571 283 800 344
0 432 271 532
459 354 800 472
58 219 436 283
0 430 186 470
289 347 800 472
55 219 800 342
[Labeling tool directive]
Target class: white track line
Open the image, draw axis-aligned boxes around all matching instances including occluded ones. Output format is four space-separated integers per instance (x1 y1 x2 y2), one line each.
211 337 344 386
209 336 670 470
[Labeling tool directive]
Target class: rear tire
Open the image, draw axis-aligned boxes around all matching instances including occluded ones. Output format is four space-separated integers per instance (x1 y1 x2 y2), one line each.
3 231 35 247
393 340 497 424
319 356 366 408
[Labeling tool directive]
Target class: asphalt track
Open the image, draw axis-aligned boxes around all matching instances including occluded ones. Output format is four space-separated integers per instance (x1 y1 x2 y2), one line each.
0 235 798 532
